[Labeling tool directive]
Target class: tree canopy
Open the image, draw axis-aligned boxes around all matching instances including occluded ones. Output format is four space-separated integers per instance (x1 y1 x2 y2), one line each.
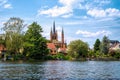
94 39 101 53
100 36 110 54
67 40 89 59
23 22 48 60
3 17 25 54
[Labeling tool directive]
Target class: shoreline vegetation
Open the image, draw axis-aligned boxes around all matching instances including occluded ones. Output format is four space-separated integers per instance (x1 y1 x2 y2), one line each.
0 17 120 62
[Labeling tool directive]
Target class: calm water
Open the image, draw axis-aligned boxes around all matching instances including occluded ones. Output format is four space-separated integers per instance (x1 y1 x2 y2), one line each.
0 61 120 80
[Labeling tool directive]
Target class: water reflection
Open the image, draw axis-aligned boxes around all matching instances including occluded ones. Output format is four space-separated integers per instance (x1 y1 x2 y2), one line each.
0 61 120 79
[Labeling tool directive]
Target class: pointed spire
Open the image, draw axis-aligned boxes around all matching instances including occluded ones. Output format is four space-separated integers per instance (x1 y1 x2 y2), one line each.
62 27 64 34
61 27 64 47
50 27 53 41
53 21 55 33
51 27 52 33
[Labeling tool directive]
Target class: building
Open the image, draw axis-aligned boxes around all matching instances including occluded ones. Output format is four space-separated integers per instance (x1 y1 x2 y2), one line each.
109 40 120 53
47 21 67 55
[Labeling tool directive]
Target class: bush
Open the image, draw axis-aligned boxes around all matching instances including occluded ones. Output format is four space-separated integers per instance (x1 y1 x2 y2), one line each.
12 53 24 60
109 50 120 59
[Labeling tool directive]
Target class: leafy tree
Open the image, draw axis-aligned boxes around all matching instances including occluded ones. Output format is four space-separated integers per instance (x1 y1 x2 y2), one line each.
3 17 25 54
67 40 89 59
3 17 25 34
94 39 101 53
100 36 110 54
0 34 5 45
24 22 48 60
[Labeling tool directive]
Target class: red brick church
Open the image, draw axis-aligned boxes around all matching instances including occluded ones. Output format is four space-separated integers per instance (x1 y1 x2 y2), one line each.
47 21 67 55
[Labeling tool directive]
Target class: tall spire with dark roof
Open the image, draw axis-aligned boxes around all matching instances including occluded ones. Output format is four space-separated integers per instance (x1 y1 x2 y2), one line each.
50 27 52 41
61 27 64 47
62 27 64 34
53 21 55 34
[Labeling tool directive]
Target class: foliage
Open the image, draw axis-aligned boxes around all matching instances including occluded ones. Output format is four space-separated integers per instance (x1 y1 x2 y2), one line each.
110 50 120 59
0 37 5 45
3 17 25 54
88 50 95 58
67 40 89 59
100 36 110 54
23 22 49 60
45 53 70 60
94 39 101 53
3 17 25 34
88 50 107 59
12 53 24 60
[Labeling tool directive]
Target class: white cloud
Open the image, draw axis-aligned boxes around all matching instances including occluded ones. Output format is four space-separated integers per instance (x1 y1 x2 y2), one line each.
62 13 73 18
37 0 113 18
0 0 12 9
76 30 111 37
38 0 77 17
87 8 120 18
65 21 84 25
0 22 4 27
0 0 7 6
38 6 72 17
4 4 12 9
78 0 111 10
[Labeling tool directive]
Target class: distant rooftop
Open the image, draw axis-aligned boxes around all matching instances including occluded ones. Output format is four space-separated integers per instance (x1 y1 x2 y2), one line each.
110 40 119 44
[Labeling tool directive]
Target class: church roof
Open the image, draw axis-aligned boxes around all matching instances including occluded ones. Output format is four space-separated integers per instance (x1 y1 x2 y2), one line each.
47 43 56 49
58 47 67 53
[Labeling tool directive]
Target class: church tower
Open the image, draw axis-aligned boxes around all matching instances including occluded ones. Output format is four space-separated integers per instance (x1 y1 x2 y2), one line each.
48 21 67 54
50 21 58 42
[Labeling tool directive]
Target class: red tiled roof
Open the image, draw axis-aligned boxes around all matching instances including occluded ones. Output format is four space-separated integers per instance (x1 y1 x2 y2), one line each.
0 44 6 51
47 43 56 49
58 47 67 53
59 48 66 51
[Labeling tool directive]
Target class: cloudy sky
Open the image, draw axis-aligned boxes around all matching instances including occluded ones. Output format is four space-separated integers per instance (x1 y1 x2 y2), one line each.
0 0 120 48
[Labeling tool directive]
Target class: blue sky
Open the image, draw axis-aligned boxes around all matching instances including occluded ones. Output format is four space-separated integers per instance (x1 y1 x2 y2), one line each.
0 0 120 48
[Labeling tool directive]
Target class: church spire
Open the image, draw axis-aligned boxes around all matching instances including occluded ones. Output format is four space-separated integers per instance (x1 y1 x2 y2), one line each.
50 27 52 41
61 27 64 48
53 21 55 34
62 27 64 34
51 27 52 33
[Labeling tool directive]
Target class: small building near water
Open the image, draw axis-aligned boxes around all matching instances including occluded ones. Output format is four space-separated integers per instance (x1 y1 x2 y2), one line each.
109 40 120 53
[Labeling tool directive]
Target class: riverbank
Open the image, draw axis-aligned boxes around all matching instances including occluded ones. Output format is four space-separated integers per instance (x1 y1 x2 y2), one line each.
70 57 120 61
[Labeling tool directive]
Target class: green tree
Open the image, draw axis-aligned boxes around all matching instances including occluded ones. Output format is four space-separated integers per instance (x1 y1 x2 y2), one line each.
67 40 89 59
24 22 48 60
3 17 25 54
94 39 101 53
100 36 110 54
0 34 5 45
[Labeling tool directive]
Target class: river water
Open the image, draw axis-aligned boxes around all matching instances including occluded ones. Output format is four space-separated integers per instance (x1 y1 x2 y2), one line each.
0 61 120 80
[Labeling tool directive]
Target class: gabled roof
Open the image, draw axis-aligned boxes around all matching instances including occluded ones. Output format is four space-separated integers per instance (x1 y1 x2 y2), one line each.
47 43 56 49
58 47 67 53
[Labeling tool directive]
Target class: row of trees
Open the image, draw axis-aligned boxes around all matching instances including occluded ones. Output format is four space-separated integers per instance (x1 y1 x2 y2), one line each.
1 17 119 61
94 36 110 54
1 17 49 60
67 36 120 60
93 36 120 59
